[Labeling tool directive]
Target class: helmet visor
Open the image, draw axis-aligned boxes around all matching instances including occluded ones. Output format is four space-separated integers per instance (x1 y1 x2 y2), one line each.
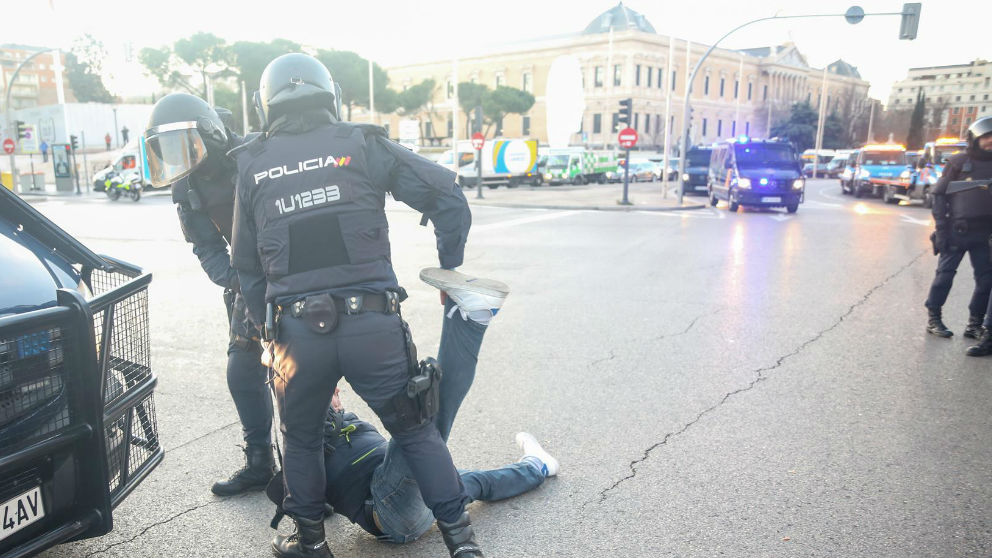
144 121 208 188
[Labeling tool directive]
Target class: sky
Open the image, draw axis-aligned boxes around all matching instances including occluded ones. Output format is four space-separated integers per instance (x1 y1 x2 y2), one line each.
5 0 989 106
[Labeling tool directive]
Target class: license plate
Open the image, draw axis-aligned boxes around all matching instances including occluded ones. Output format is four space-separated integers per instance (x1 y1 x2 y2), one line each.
0 486 45 542
761 196 781 203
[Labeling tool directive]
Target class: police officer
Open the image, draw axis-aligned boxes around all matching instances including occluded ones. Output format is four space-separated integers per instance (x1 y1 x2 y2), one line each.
230 53 483 558
144 93 276 495
925 116 992 339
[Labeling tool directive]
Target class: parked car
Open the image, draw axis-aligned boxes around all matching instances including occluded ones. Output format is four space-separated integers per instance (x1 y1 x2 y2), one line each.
682 148 712 195
0 186 162 557
630 162 657 182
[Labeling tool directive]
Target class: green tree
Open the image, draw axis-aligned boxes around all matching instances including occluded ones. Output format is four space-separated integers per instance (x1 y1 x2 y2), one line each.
229 39 300 129
174 32 233 96
457 82 489 136
822 110 847 149
316 50 390 121
483 86 535 136
906 89 926 150
64 35 116 103
398 78 436 139
771 101 818 152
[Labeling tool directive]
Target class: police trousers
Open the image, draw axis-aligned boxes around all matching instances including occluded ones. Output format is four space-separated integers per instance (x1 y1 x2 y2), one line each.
226 339 272 447
271 309 469 522
925 235 992 317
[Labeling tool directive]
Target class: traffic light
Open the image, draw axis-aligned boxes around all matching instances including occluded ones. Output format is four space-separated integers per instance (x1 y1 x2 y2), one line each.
70 135 78 150
618 98 632 126
15 120 27 139
899 3 921 40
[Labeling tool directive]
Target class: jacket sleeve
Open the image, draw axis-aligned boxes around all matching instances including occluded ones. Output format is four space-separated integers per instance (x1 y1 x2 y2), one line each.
370 136 471 269
230 175 266 331
931 157 962 224
176 204 239 290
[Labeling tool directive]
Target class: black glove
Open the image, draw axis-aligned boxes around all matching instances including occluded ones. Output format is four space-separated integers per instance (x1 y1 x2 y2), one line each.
932 224 952 255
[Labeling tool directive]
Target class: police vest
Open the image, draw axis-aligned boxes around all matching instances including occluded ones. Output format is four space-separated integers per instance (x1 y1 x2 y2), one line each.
947 158 992 221
236 124 396 301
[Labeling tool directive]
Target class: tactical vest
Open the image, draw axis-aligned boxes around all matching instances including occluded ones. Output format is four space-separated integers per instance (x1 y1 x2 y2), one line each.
236 124 396 302
948 159 992 220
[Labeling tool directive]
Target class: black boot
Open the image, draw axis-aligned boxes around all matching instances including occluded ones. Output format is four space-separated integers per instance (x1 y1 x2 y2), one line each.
272 515 332 558
926 309 953 338
964 315 984 339
212 444 276 496
437 511 484 558
966 328 992 357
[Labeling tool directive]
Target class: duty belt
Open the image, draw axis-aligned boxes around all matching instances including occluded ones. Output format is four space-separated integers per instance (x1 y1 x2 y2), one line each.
285 292 400 318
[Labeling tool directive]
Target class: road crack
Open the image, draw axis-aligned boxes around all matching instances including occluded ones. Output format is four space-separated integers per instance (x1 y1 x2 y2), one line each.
591 250 926 505
83 498 226 558
166 420 240 453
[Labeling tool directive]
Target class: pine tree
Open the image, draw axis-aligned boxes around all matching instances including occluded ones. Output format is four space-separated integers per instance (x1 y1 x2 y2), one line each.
906 89 926 150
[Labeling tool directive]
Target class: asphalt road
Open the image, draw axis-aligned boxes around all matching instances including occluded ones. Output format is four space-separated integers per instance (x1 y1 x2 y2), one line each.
30 179 991 557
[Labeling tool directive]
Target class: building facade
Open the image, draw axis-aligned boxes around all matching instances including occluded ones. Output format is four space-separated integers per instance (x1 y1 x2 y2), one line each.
887 59 991 139
382 4 870 152
0 44 76 109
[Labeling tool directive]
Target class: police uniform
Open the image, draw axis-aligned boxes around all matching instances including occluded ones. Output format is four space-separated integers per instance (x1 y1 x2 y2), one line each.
925 149 992 332
171 150 276 494
230 111 471 529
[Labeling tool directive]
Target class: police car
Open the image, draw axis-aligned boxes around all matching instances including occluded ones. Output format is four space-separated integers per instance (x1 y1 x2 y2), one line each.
707 137 804 213
0 186 162 557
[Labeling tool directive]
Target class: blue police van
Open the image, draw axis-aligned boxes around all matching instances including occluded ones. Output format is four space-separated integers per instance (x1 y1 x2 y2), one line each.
707 137 805 213
0 186 162 557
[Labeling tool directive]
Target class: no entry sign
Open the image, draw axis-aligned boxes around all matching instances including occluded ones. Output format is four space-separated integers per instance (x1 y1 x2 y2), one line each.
471 132 485 150
618 128 638 149
3 138 14 154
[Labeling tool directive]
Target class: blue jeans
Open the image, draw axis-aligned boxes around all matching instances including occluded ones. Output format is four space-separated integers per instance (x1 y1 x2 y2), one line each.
370 299 544 543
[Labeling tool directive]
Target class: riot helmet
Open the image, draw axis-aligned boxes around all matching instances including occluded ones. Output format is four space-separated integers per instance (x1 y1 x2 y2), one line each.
967 116 992 153
144 93 228 188
255 53 342 129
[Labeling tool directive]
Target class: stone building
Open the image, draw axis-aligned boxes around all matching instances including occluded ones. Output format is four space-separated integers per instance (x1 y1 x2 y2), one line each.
887 59 991 139
382 3 870 152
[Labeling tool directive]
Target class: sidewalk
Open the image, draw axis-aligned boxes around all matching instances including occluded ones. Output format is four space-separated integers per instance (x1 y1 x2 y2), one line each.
463 181 706 211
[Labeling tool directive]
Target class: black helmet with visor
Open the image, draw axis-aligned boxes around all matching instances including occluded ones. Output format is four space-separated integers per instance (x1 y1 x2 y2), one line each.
144 93 229 188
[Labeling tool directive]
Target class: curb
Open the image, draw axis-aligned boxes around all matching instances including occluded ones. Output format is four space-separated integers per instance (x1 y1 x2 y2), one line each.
467 201 708 212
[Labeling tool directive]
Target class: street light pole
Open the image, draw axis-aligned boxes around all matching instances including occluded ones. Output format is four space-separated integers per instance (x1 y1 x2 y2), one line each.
675 6 910 205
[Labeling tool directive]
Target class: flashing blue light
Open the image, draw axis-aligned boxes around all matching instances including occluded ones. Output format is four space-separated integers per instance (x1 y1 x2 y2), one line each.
737 135 749 143
759 177 769 186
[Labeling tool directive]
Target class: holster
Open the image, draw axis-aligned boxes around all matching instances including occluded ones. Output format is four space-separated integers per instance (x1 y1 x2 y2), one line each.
387 320 443 428
223 288 235 323
930 231 939 255
300 293 338 334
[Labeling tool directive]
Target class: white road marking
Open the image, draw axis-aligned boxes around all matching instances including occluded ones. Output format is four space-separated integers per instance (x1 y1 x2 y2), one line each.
472 210 580 232
817 186 848 203
769 214 792 222
901 214 933 226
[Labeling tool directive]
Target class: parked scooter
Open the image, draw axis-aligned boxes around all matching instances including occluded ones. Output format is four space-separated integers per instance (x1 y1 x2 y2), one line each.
104 171 142 202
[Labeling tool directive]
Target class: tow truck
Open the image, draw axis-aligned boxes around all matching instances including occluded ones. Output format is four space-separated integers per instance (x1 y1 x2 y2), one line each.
844 144 909 201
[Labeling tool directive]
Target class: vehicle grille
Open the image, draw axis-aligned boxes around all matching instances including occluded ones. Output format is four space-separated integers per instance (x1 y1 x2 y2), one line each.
0 325 73 450
87 265 162 507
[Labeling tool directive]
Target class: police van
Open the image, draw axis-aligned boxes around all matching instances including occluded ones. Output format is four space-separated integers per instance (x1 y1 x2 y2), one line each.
0 187 162 557
707 137 804 213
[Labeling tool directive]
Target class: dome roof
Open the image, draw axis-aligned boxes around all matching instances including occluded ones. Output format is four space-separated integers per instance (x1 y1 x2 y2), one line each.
583 3 656 35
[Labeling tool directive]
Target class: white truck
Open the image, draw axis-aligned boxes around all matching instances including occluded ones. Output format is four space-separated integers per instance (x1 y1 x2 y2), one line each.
439 138 541 188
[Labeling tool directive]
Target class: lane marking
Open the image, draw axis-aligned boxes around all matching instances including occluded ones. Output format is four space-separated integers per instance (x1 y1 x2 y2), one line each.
471 210 580 232
769 214 792 222
817 185 848 203
901 214 932 227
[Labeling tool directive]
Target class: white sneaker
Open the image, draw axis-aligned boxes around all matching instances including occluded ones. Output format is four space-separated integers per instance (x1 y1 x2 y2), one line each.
419 268 509 315
515 432 559 477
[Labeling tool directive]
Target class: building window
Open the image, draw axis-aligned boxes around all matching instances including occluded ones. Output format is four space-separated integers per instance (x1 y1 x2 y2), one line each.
658 68 663 88
704 75 710 95
446 80 454 99
634 113 639 130
614 64 622 87
734 80 739 99
593 113 602 133
956 96 961 101
717 120 722 136
656 115 661 134
732 121 736 136
745 121 750 135
612 113 619 131
719 77 725 97
595 66 604 87
446 119 452 136
671 70 677 91
702 118 708 136
748 82 753 101
645 114 651 133
495 73 505 87
647 67 652 88
522 116 531 136
522 72 532 93
636 64 641 86
954 107 960 114
763 84 768 100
